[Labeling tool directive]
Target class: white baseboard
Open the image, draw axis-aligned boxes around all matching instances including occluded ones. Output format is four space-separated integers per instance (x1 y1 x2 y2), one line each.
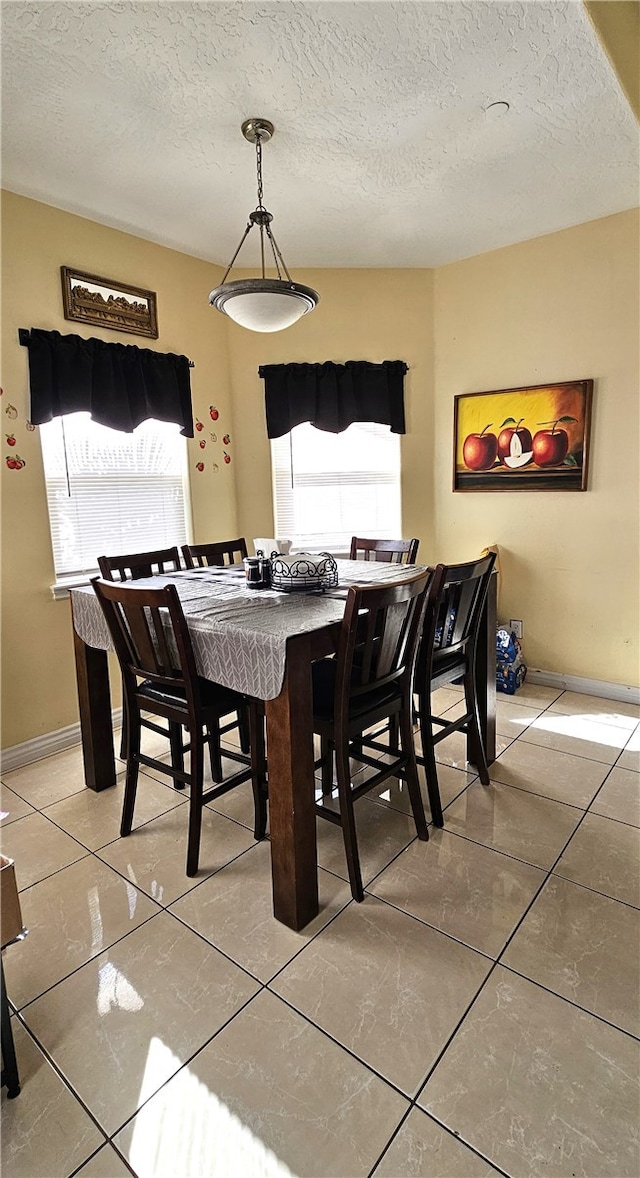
0 708 123 774
526 668 640 706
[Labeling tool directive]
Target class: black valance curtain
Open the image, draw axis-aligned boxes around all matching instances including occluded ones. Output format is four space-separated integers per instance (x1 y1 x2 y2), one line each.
25 328 194 436
258 360 407 439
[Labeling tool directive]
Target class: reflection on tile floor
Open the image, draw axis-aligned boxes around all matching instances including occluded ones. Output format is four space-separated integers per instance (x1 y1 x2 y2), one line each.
1 688 639 1177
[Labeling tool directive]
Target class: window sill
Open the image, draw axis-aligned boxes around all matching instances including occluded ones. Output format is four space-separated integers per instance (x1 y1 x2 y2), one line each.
51 572 99 600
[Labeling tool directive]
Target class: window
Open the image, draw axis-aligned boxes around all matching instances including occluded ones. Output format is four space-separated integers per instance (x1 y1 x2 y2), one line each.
271 421 401 551
40 413 189 582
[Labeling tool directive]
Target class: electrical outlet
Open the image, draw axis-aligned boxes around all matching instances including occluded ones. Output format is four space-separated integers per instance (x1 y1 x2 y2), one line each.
510 619 523 639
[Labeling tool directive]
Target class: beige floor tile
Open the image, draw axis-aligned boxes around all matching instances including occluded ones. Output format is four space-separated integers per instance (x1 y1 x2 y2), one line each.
3 856 159 1009
75 1144 133 1177
590 766 640 826
519 712 629 764
369 828 544 957
419 967 640 1178
42 774 186 851
0 783 34 825
171 840 352 982
24 910 260 1136
554 812 640 907
114 989 408 1178
1 811 88 890
503 874 640 1036
499 682 562 708
489 739 609 807
359 762 476 823
206 776 264 830
548 691 640 729
1 745 98 808
495 697 543 738
618 725 640 772
272 895 490 1096
373 1107 500 1177
97 804 257 906
430 729 512 773
316 797 421 887
444 780 582 869
0 1021 104 1178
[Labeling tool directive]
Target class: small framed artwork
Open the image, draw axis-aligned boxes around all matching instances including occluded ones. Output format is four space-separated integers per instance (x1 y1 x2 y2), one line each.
453 379 593 491
61 267 158 338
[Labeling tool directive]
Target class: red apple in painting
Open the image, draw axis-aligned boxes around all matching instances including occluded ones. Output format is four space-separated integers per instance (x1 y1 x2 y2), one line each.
532 417 577 467
5 456 17 469
209 406 219 421
195 461 205 472
222 433 231 445
199 440 206 449
223 451 231 465
195 420 204 432
6 434 16 446
462 424 498 471
497 418 532 462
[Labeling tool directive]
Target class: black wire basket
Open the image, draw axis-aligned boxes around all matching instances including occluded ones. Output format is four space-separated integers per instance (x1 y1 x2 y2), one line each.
269 552 338 593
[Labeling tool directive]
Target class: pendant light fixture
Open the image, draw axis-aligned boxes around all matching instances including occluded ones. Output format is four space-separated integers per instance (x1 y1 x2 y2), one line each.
209 119 319 333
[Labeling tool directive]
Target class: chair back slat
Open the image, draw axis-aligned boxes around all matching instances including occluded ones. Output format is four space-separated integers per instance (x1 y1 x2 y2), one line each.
182 539 248 568
92 578 198 700
423 554 497 661
338 571 431 709
98 547 182 582
349 537 419 564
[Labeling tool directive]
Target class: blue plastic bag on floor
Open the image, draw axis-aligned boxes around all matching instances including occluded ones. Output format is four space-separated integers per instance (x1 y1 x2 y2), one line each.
496 625 527 694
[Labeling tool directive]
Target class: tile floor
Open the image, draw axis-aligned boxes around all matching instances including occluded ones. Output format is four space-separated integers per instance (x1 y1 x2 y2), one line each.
1 685 639 1177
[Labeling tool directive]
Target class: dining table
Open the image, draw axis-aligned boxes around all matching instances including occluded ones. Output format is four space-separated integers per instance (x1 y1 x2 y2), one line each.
70 560 496 931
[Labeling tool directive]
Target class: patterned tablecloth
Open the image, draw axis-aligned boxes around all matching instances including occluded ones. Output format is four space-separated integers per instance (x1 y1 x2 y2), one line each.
70 560 423 700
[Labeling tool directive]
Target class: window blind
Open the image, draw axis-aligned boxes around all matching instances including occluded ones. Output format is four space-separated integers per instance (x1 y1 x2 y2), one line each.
271 421 401 551
40 414 188 578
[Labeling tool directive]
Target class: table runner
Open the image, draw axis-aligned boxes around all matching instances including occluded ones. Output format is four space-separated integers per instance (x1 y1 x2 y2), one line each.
70 560 424 700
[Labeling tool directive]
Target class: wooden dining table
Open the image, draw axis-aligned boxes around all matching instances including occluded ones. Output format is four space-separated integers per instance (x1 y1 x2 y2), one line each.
70 561 496 931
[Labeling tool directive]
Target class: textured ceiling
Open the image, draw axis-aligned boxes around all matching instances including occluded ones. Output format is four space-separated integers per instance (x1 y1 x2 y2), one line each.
1 1 638 269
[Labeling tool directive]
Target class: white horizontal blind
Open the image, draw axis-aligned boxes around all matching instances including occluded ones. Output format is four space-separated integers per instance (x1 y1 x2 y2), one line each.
271 421 401 551
40 414 189 577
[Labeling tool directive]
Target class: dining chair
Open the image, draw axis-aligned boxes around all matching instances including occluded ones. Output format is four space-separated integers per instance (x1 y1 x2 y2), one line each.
313 568 431 901
92 578 268 876
349 537 419 564
414 553 497 826
97 547 182 580
182 539 248 568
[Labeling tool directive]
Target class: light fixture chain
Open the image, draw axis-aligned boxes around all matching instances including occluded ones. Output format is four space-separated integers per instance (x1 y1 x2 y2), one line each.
256 135 264 209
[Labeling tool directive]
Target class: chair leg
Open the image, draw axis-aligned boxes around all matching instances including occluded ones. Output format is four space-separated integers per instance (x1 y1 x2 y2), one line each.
321 738 334 796
237 706 250 754
120 706 141 837
169 722 185 788
399 707 429 841
249 703 268 840
388 714 400 751
334 742 364 902
207 719 223 783
416 692 444 827
464 670 491 785
187 725 204 877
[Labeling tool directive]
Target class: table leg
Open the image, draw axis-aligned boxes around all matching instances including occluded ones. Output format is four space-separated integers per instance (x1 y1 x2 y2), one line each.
265 634 319 930
73 628 116 791
474 570 497 765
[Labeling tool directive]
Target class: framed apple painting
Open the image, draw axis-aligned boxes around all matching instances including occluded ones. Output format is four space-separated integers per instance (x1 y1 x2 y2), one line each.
453 380 593 491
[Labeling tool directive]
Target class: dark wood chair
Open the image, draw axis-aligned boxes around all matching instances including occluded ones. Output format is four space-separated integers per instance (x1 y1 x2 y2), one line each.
349 537 419 564
182 539 248 568
92 578 267 876
313 568 431 901
97 547 182 580
414 553 497 826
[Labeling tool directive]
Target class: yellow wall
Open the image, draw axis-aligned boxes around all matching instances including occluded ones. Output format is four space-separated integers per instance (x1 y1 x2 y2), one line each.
226 267 435 558
0 192 236 746
433 209 639 685
1 193 638 752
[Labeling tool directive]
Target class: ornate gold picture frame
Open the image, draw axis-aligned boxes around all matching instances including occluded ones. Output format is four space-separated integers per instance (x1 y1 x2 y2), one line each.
61 267 158 338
